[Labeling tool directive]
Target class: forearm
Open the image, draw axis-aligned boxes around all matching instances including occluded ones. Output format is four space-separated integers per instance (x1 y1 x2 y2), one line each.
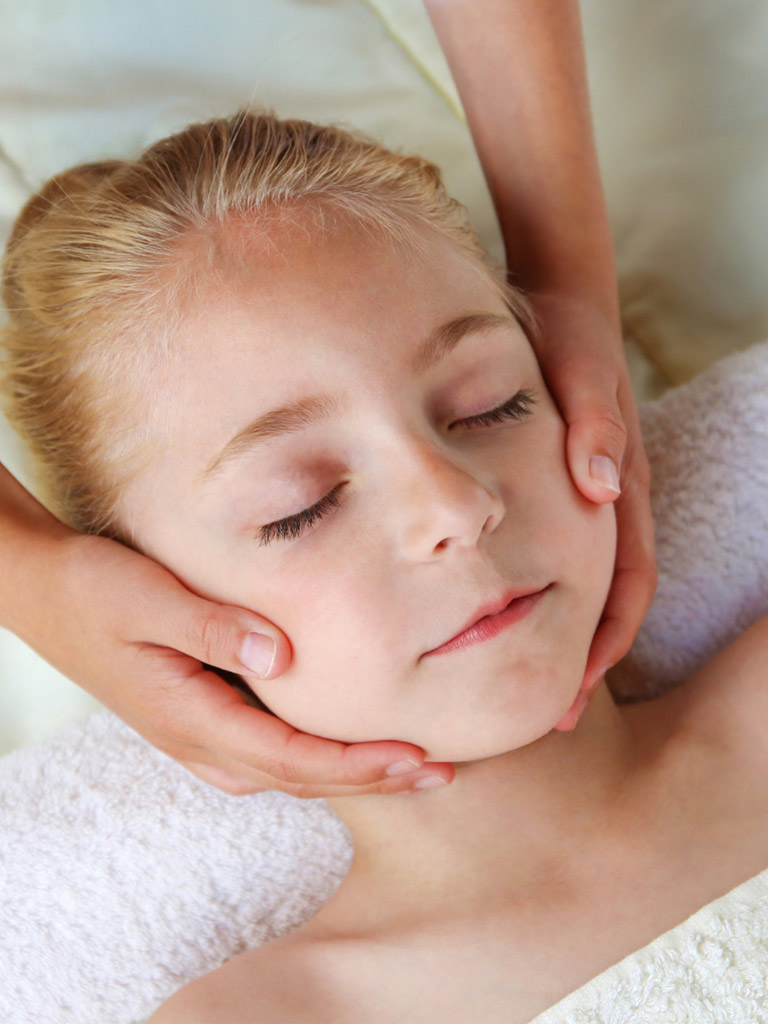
424 0 620 333
0 461 72 635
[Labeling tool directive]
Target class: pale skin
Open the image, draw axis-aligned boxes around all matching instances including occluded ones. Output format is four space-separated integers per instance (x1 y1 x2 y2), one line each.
0 0 653 792
120 218 768 1024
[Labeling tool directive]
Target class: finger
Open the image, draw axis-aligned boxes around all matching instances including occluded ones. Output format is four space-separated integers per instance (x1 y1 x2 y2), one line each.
535 339 628 505
182 757 455 798
580 477 657 693
126 568 291 680
146 658 435 788
273 763 455 799
180 760 272 796
214 695 437 787
563 387 627 506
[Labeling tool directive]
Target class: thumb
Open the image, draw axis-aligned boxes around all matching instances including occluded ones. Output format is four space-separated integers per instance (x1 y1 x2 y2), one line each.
132 575 292 680
565 397 627 506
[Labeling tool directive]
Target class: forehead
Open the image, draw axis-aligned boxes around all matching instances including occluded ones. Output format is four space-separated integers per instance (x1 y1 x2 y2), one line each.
151 218 533 471
172 211 511 359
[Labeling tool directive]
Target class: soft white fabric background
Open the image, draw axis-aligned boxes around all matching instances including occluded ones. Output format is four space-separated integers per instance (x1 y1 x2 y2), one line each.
365 0 768 382
578 0 768 382
1 0 768 753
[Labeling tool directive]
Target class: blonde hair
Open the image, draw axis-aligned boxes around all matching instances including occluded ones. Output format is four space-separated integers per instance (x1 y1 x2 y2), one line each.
1 109 537 538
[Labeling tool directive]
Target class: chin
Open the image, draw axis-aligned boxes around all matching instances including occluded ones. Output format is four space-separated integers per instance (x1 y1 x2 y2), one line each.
419 712 569 763
420 733 543 765
417 669 585 763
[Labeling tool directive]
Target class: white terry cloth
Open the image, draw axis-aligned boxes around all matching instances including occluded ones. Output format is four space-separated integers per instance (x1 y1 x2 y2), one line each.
531 869 768 1023
1 340 768 1024
616 336 768 700
0 714 353 1024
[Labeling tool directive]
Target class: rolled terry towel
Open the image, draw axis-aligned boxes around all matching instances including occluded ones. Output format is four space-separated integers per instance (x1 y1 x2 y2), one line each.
1 340 767 1024
617 336 768 699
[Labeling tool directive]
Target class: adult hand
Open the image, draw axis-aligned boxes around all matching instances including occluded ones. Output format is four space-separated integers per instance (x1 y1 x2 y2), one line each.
529 294 657 731
2 480 452 795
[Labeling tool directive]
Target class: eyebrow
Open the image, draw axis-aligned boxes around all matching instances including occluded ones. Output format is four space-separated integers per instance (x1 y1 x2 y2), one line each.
200 311 517 482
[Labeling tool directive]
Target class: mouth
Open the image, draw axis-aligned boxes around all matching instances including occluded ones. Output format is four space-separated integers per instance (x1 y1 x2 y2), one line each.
423 584 551 658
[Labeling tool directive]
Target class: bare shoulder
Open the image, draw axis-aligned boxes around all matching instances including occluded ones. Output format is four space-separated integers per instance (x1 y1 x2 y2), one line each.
670 611 768 762
146 935 354 1024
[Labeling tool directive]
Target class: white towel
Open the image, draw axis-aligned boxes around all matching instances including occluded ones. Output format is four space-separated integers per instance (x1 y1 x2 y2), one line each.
1 339 767 1024
617 336 768 698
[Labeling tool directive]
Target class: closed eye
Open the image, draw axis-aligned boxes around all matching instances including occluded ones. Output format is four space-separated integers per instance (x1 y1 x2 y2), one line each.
453 388 537 429
257 484 345 546
256 389 537 546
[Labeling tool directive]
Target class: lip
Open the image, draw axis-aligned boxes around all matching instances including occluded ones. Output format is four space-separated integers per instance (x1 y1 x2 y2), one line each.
423 585 550 658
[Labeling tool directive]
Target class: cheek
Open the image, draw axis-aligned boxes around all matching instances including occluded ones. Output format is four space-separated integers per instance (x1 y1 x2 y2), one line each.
516 413 617 619
564 480 617 600
548 480 617 619
550 497 617 683
246 555 400 736
273 551 390 649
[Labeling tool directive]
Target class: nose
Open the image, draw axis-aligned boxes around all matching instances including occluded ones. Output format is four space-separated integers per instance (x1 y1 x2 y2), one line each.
394 439 505 561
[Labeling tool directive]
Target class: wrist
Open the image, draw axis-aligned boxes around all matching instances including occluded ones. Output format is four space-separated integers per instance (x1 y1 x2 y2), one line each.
525 291 625 360
0 464 75 632
523 280 622 341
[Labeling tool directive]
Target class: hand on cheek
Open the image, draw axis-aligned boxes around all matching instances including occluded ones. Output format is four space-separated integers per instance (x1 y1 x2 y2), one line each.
531 295 657 724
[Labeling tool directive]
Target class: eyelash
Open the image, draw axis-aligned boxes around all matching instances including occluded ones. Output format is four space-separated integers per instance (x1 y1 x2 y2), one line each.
258 485 344 547
451 387 537 430
256 388 537 546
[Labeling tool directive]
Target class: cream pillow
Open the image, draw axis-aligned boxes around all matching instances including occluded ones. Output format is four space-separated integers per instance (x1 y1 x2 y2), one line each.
372 0 768 384
580 0 768 383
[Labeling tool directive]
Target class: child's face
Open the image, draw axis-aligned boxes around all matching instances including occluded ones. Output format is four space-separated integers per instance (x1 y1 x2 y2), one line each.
119 217 616 761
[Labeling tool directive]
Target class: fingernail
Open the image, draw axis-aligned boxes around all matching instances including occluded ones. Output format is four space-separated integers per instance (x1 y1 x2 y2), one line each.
386 758 422 777
589 456 621 494
240 633 277 678
413 775 448 790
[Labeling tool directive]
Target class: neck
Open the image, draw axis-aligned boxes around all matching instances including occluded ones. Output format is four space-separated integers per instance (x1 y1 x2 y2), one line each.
326 687 649 926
